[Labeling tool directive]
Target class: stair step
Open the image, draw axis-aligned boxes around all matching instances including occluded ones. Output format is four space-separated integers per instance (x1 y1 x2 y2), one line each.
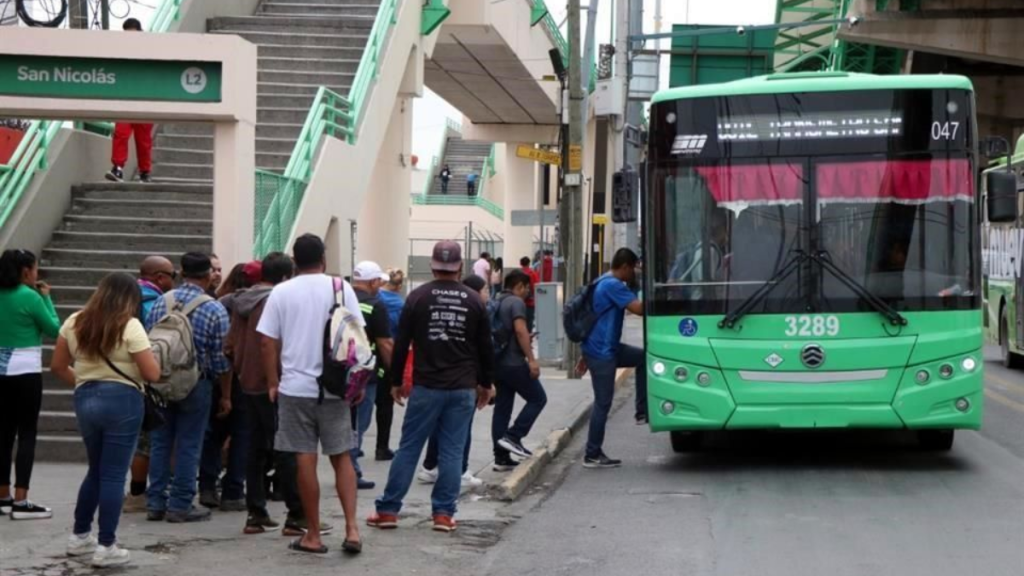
61 214 213 235
154 133 214 151
259 68 355 86
42 389 75 413
69 198 212 219
36 435 86 463
210 29 371 48
39 410 80 433
258 44 366 61
257 81 352 96
43 248 185 270
160 123 215 137
256 135 301 154
45 285 99 306
259 0 383 5
258 107 323 125
151 163 213 181
73 182 214 194
208 16 375 34
39 266 137 288
257 92 317 110
49 231 212 254
258 56 360 74
257 122 305 140
260 3 382 17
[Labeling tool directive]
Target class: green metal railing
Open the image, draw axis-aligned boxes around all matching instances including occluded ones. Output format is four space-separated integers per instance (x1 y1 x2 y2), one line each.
0 121 61 231
253 0 400 257
150 0 183 32
412 194 504 220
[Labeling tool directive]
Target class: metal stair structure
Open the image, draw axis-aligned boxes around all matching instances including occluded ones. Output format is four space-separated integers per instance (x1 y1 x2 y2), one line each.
431 137 493 197
34 0 386 462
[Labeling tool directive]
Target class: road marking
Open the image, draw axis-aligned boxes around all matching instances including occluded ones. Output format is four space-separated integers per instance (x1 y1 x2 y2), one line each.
985 388 1024 414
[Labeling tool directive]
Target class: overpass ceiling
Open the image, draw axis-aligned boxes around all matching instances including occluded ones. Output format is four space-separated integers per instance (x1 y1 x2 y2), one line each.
426 28 559 126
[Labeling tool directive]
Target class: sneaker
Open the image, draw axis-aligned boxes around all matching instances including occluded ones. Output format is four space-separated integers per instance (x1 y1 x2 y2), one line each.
10 500 52 520
166 506 212 523
244 514 281 535
498 436 533 459
122 493 147 514
366 512 398 530
492 458 519 472
199 489 220 509
582 454 622 469
636 414 649 425
91 543 130 568
375 449 395 461
219 499 246 512
461 471 483 487
417 467 438 484
282 518 333 536
146 509 166 522
0 497 12 515
139 172 152 183
67 533 98 557
432 515 457 533
105 166 124 182
357 478 376 490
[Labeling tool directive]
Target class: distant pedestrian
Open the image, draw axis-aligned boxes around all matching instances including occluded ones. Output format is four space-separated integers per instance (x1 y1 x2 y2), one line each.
369 241 494 533
490 257 503 298
540 250 554 282
379 269 405 338
105 18 154 183
0 249 60 521
257 233 365 554
223 253 306 535
349 261 395 490
51 272 161 567
374 268 406 460
473 251 491 282
580 248 646 469
519 256 540 333
145 252 232 523
491 270 547 470
123 255 177 514
207 254 224 298
440 164 452 195
466 172 478 196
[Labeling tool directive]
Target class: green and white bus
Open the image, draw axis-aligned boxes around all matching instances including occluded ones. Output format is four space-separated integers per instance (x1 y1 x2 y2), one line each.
644 73 983 452
982 137 1024 367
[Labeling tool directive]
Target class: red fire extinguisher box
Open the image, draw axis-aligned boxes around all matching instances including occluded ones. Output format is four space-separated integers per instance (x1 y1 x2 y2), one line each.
0 127 26 165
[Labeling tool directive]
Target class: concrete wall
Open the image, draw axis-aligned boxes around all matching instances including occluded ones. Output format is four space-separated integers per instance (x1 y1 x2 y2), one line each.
171 0 261 33
0 130 122 253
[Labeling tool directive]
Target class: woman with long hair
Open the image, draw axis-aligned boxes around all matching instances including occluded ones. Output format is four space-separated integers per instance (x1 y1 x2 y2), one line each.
216 262 249 301
0 249 60 521
51 272 161 568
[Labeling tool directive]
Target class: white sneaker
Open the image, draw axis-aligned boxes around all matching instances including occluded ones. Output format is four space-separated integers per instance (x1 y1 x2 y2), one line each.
67 533 98 557
91 543 130 567
417 467 438 484
461 471 483 487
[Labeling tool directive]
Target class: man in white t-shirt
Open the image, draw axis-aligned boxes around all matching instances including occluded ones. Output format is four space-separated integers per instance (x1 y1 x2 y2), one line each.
472 251 491 281
257 234 365 555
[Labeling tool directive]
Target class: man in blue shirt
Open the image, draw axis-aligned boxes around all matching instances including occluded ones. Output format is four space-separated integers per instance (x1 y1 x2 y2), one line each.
466 173 478 196
581 248 646 468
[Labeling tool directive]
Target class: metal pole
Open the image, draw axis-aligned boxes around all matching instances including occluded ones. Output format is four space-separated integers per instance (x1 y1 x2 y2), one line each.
69 0 89 29
100 0 109 29
563 0 584 378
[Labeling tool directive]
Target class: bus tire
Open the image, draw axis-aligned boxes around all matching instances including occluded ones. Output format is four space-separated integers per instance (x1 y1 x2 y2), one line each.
670 431 703 453
1000 308 1024 369
918 429 954 452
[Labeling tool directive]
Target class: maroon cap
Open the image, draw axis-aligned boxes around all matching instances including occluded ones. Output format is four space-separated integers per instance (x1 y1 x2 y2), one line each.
243 261 263 284
431 240 463 272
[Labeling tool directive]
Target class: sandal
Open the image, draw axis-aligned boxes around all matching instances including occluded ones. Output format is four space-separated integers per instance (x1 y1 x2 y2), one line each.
342 539 362 554
288 538 328 554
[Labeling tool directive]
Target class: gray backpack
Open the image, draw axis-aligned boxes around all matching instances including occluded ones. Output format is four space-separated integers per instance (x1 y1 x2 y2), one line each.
148 292 212 402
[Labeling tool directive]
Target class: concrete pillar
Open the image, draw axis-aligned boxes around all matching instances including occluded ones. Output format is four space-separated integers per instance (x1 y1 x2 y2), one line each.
358 95 413 271
213 120 256 265
502 143 541 264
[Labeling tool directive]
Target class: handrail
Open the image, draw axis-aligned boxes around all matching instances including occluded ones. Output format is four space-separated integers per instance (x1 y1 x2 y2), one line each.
0 121 61 231
412 194 505 220
149 0 183 32
346 0 399 144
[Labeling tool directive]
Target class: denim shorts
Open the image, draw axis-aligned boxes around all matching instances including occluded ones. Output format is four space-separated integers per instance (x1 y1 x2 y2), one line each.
274 394 355 456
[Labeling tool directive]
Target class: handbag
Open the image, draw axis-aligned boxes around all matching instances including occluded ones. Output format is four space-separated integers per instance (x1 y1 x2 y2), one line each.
102 355 167 432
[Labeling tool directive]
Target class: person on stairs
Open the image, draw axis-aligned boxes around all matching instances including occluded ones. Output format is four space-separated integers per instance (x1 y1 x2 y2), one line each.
106 19 154 184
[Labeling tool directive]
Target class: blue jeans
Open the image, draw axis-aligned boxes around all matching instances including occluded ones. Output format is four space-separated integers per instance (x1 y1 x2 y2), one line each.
352 380 377 478
199 379 249 500
584 344 647 459
148 379 212 513
73 382 143 546
492 364 547 459
376 386 475 517
423 409 473 474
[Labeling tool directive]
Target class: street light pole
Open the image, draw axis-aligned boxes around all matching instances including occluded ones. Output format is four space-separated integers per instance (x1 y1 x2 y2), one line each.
562 0 584 378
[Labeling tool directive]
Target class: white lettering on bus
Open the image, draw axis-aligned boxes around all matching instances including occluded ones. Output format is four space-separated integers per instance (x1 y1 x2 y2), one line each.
986 227 1024 280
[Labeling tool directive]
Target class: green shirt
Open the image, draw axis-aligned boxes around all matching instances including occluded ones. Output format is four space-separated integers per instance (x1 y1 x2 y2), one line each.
0 284 60 348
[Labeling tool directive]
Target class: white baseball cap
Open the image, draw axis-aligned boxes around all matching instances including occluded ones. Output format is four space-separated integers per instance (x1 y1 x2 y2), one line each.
353 261 389 282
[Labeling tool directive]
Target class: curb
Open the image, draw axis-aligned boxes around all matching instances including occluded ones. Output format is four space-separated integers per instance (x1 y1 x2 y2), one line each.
493 366 636 501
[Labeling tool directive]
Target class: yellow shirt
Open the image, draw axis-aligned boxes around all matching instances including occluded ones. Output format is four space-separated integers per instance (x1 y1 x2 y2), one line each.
59 313 151 389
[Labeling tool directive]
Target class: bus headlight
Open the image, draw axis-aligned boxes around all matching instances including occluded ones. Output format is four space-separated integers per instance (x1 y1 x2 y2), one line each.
674 367 689 382
696 372 711 387
961 357 977 372
915 370 930 385
939 364 954 379
652 361 666 376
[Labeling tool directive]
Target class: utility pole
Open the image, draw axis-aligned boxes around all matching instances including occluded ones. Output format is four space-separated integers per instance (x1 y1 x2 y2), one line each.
562 0 584 378
69 0 89 29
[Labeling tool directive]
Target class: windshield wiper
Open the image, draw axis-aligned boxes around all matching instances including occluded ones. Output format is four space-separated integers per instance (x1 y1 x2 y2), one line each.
719 251 808 329
808 250 908 327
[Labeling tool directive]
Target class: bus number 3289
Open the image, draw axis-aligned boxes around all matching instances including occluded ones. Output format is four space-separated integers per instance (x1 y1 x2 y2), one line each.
784 315 840 337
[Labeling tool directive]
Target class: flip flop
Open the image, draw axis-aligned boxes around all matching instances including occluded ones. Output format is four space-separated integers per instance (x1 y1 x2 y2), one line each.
341 539 362 555
288 538 328 554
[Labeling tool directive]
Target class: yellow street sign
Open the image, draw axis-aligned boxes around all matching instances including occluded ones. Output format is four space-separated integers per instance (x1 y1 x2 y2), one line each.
516 145 561 166
569 145 583 172
592 214 609 225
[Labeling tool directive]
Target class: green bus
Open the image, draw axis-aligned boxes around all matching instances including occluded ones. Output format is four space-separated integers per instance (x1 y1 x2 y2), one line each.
644 73 983 452
982 137 1024 367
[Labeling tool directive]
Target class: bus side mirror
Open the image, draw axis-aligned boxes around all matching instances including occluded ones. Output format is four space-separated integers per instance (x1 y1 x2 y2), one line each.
983 136 1011 159
987 171 1018 223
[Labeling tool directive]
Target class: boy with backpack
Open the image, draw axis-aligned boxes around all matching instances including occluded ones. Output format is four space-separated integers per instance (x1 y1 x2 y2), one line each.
491 270 547 470
256 234 366 555
144 252 231 522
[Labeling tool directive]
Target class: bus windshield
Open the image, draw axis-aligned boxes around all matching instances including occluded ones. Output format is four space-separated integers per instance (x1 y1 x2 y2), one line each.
647 89 979 317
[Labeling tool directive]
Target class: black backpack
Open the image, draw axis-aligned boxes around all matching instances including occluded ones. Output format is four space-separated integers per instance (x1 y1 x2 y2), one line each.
487 294 512 357
562 277 608 343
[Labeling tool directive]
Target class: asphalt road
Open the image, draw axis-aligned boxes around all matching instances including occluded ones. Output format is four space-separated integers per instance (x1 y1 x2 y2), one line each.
473 348 1024 576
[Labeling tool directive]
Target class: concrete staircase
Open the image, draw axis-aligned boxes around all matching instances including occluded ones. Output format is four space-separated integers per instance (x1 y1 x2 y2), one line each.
34 0 384 462
432 137 492 196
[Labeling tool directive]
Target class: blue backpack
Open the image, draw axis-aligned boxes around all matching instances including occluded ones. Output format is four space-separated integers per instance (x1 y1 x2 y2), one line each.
487 294 512 357
563 276 608 344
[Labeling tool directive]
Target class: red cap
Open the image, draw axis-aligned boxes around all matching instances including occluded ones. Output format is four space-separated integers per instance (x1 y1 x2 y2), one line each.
243 260 263 284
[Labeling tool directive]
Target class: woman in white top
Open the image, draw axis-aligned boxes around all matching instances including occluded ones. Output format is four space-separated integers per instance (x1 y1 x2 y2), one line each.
51 272 160 568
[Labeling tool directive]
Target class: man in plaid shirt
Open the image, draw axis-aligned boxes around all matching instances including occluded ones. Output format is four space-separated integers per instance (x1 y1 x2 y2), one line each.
144 252 232 523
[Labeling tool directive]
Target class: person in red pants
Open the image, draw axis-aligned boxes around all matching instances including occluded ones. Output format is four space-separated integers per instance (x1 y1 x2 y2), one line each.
105 19 153 184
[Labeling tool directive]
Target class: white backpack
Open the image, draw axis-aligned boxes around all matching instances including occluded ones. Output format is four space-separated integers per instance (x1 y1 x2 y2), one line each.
148 292 212 402
317 279 375 402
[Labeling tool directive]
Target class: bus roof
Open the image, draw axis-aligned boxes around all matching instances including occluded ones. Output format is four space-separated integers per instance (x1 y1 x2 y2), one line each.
651 72 974 104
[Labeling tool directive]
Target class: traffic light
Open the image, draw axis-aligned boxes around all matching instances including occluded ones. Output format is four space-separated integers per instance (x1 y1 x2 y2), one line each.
612 168 638 223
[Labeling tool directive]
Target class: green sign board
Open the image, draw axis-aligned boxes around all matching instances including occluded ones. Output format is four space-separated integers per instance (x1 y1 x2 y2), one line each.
668 24 775 88
0 55 222 102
